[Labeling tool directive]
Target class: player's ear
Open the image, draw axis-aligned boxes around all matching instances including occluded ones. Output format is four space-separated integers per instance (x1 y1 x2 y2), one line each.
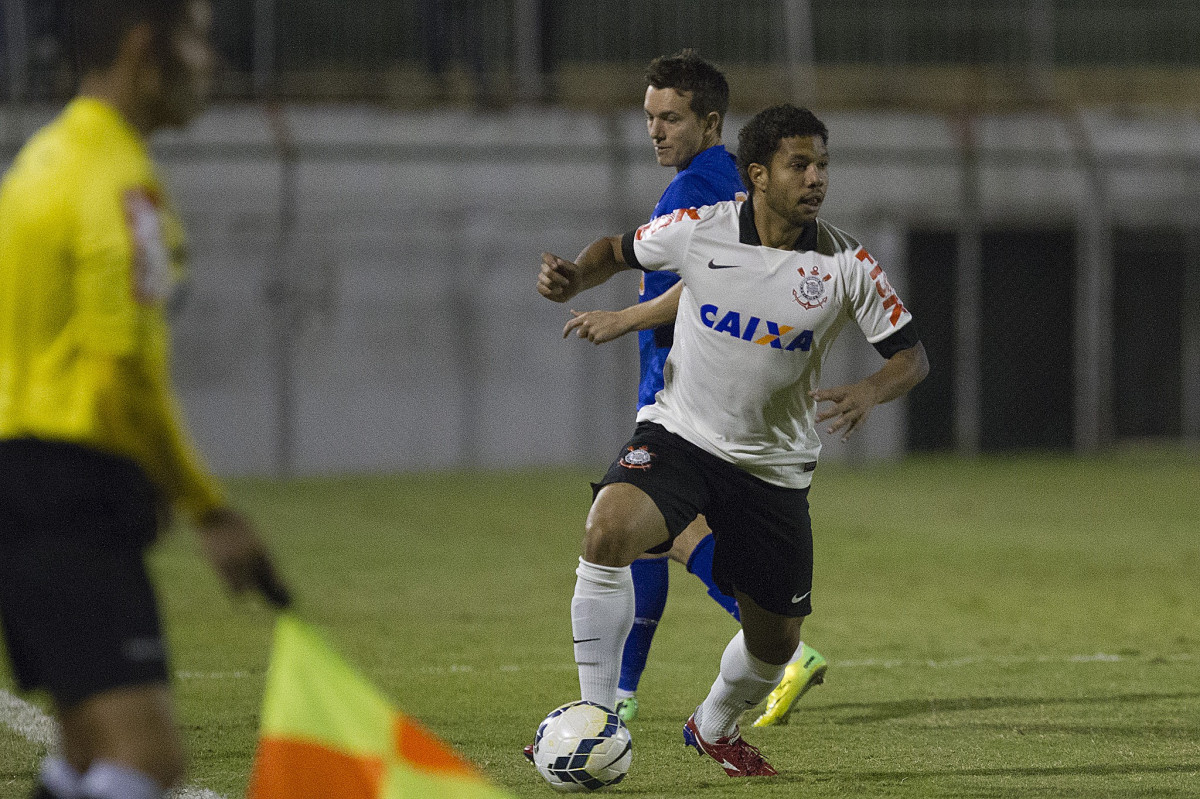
704 111 721 137
747 162 769 194
118 21 158 69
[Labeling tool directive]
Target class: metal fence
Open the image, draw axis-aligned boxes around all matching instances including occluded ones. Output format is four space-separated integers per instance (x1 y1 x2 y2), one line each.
3 1 1199 104
2 1 1198 475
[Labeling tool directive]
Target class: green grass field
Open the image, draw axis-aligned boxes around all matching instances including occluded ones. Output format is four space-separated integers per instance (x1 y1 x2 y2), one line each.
3 449 1199 798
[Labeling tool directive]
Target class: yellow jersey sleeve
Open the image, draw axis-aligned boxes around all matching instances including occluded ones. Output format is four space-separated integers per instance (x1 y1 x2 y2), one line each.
0 98 225 523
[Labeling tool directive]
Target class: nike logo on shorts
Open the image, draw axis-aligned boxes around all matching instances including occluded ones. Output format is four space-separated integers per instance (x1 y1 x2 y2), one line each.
791 591 811 604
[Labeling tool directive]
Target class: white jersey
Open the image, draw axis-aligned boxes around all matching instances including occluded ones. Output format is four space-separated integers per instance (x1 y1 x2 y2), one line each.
620 199 914 489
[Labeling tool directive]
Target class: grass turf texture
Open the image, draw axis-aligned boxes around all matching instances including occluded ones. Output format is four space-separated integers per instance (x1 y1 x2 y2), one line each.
2 449 1199 797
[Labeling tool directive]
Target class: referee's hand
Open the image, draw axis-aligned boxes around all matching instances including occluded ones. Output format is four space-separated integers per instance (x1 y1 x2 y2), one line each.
198 507 293 609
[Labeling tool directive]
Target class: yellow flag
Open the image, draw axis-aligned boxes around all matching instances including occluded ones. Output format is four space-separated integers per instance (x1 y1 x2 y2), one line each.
248 615 517 799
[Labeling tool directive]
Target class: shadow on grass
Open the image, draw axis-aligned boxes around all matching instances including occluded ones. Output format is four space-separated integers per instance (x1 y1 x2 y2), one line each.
616 763 1200 798
825 761 1200 783
817 691 1200 725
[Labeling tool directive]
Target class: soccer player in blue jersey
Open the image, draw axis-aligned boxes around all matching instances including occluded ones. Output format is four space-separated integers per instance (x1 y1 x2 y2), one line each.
561 51 826 727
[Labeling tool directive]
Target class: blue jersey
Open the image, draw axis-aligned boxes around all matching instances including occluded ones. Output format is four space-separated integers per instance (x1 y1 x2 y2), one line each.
637 144 745 409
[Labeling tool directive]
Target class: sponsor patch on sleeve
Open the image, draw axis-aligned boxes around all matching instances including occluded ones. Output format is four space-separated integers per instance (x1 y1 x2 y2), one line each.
123 188 174 304
634 207 701 241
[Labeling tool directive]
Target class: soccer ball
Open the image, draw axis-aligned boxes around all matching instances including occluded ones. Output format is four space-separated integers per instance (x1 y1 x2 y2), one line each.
530 700 633 792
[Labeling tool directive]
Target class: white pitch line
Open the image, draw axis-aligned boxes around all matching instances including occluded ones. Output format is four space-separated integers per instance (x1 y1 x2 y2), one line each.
1 688 228 799
0 689 55 747
413 650 1194 675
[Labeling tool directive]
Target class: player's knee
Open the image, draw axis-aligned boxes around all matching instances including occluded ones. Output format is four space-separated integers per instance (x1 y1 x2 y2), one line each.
581 515 640 566
582 484 670 566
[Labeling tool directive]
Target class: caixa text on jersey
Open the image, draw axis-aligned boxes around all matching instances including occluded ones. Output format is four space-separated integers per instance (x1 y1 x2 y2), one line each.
699 305 814 352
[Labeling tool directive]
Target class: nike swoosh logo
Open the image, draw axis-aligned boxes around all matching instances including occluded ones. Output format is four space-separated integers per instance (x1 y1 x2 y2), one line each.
707 259 744 269
573 637 601 644
791 591 811 604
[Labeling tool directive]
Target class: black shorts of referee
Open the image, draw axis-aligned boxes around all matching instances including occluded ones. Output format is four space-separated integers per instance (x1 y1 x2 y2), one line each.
0 438 170 709
594 421 814 618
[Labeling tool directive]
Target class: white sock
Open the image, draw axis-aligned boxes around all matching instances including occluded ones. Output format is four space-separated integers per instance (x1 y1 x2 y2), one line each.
571 557 634 711
790 640 806 665
39 756 82 799
79 761 164 799
695 630 785 741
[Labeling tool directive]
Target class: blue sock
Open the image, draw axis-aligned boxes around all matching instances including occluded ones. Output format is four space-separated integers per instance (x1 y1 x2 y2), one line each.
686 533 740 622
617 557 669 694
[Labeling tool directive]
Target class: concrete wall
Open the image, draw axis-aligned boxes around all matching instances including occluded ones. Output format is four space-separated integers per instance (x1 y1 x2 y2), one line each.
2 104 1197 475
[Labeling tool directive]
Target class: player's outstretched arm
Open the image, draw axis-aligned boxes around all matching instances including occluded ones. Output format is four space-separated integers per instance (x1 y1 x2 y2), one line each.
812 342 929 442
198 507 292 608
563 281 683 343
537 236 626 303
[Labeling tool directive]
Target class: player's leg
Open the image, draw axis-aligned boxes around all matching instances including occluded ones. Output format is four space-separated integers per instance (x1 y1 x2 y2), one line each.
693 593 800 741
670 518 741 619
573 482 670 710
617 516 725 722
572 423 708 712
682 594 795 777
615 553 669 721
0 443 175 799
59 684 184 798
751 640 828 728
682 462 812 776
672 516 827 727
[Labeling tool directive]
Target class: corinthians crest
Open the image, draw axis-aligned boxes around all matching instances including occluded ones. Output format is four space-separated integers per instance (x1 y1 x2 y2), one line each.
619 445 654 470
793 265 831 310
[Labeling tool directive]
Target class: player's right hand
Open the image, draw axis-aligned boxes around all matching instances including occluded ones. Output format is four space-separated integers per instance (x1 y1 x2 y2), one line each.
538 252 579 302
198 507 293 609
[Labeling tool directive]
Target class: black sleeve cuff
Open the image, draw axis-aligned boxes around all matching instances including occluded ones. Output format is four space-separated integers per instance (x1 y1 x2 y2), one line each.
621 230 649 272
872 321 922 359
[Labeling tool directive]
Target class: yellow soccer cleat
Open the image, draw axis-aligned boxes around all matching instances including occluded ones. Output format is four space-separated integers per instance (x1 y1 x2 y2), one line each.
751 645 827 727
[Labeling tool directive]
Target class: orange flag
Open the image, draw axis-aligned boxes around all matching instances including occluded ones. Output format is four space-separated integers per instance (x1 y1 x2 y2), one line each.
248 615 516 799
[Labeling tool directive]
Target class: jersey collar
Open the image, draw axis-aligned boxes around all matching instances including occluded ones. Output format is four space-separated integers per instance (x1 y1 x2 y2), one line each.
67 96 148 157
678 143 730 173
738 198 818 252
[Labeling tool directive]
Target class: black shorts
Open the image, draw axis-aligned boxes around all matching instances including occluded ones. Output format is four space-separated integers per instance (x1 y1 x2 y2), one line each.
0 439 170 708
594 422 814 617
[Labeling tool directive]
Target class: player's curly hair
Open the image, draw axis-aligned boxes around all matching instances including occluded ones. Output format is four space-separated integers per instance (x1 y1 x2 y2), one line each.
645 49 729 131
69 0 191 73
736 105 830 194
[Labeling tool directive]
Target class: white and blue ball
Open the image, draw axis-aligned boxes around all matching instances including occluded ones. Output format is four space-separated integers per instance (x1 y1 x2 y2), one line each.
531 700 633 792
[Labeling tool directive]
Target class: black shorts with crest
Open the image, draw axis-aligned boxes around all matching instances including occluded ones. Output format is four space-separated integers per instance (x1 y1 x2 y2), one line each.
593 421 814 617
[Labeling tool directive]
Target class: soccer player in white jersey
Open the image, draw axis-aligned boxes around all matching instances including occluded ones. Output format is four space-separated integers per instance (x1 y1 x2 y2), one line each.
557 50 827 728
535 104 929 777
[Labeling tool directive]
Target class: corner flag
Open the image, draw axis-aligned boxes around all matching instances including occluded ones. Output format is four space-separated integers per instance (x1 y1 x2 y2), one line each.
248 615 516 799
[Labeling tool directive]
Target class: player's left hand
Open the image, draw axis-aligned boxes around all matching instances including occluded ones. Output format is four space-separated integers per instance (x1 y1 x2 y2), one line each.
563 309 633 343
811 382 880 442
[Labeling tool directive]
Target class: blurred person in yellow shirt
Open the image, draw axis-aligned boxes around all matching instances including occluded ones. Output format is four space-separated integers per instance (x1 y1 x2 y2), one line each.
0 3 289 799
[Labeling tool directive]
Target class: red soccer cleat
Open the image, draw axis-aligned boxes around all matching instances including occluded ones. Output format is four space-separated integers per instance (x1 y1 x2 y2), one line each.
683 714 777 777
